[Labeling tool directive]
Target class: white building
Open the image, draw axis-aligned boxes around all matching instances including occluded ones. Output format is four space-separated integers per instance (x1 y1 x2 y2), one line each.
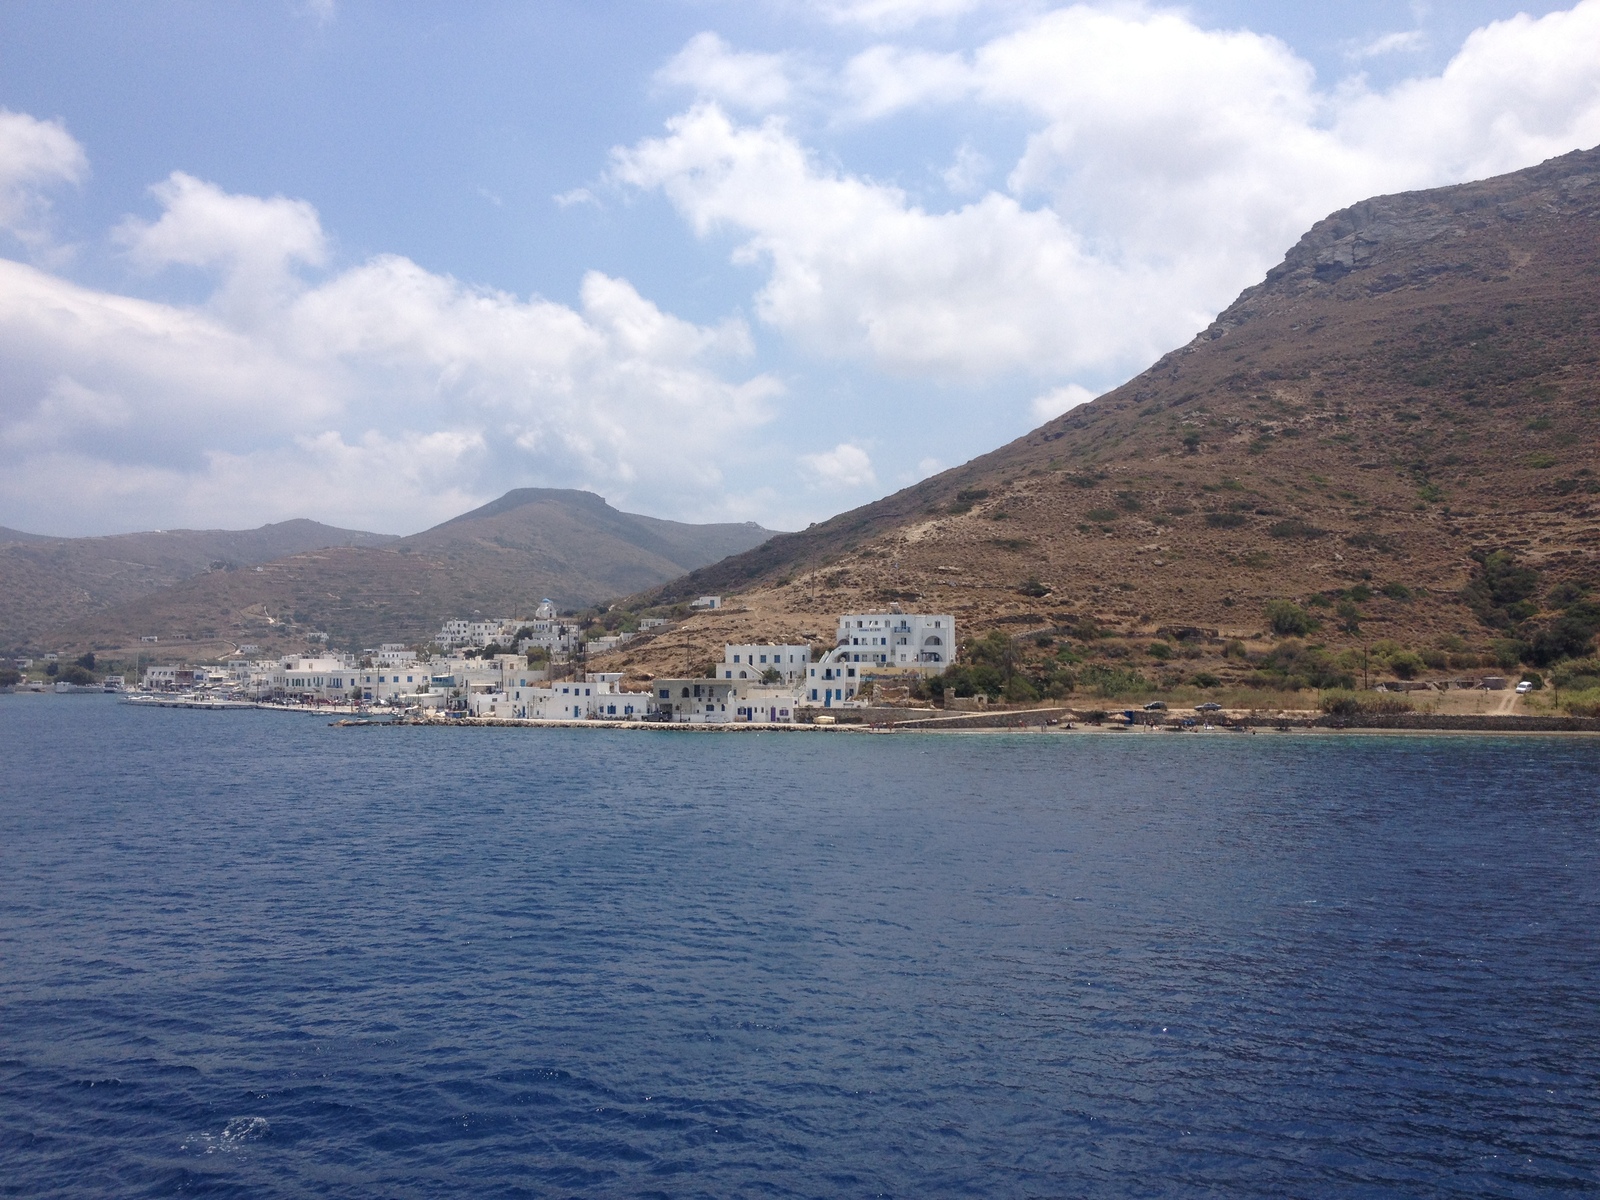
273 655 361 701
653 678 738 722
801 613 955 707
690 596 723 610
472 672 650 721
354 663 434 702
833 612 954 669
717 644 810 683
730 683 799 723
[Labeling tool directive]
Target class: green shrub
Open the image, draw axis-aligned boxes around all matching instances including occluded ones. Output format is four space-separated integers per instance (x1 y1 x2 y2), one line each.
1004 675 1040 703
1490 639 1526 668
1267 518 1326 540
1387 650 1425 680
1463 549 1540 628
1265 600 1317 636
1192 671 1220 688
1381 582 1413 601
1085 507 1119 522
1321 690 1415 716
1523 618 1595 667
1205 512 1248 529
1146 642 1172 661
1078 663 1149 698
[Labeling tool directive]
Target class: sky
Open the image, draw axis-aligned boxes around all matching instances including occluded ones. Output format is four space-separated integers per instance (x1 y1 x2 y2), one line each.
1 1 1598 537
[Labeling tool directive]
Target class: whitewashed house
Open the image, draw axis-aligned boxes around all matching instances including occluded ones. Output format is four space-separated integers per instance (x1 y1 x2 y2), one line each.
652 678 738 723
717 644 810 683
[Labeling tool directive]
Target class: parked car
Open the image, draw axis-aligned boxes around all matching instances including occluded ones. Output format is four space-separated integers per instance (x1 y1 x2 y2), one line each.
1515 680 1534 694
1194 701 1223 712
1142 701 1168 711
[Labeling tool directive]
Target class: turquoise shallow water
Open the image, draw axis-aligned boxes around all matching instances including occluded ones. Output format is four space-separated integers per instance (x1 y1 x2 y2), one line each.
1 695 1597 1197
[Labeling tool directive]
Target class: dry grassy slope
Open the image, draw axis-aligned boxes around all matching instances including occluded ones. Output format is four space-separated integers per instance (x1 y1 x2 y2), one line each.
0 519 396 649
606 146 1600 681
44 490 775 655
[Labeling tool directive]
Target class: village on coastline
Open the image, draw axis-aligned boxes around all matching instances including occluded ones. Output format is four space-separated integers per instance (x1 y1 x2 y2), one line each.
31 598 960 727
10 592 1586 733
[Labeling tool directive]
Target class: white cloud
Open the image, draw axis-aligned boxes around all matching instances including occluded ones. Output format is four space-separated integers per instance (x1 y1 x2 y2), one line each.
800 441 877 488
612 103 1161 378
0 167 782 535
117 172 328 324
1030 383 1093 423
1351 29 1428 59
942 142 991 194
841 45 971 119
657 32 799 112
0 108 88 250
616 3 1600 386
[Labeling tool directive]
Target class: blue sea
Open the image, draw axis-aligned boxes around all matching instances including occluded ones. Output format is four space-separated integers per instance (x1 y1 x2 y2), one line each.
1 696 1597 1197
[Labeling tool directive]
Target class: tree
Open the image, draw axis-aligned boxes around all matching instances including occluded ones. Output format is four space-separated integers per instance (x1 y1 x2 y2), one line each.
1462 548 1541 628
76 652 96 670
1265 600 1317 637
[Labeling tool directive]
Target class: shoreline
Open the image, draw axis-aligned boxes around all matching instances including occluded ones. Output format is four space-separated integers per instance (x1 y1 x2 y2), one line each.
13 692 1593 737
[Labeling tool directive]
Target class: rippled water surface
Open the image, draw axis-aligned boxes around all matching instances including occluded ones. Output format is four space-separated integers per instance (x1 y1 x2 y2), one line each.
1 696 1598 1197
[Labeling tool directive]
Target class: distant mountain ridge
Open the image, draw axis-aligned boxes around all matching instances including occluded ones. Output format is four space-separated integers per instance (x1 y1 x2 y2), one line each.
0 519 398 647
30 489 776 654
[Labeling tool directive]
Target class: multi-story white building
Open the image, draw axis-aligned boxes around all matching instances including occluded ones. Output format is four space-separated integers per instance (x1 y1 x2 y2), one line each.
800 613 955 707
717 644 810 683
833 612 954 669
653 678 738 723
273 655 361 701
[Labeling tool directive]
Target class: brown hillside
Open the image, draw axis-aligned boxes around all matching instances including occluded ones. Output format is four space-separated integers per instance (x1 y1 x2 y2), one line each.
0 519 396 649
604 146 1600 685
42 490 775 655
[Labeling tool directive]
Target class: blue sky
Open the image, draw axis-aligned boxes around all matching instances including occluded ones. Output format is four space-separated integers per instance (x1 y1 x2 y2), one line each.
0 0 1596 535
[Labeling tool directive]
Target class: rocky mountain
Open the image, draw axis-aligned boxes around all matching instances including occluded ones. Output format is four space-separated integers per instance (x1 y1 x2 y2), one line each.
37 490 774 656
0 519 397 648
602 146 1600 692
